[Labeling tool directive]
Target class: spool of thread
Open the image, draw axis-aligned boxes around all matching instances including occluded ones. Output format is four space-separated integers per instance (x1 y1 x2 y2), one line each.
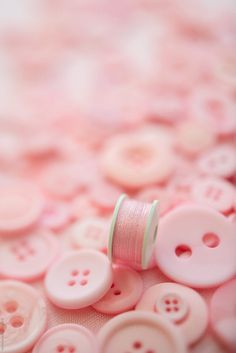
108 194 159 270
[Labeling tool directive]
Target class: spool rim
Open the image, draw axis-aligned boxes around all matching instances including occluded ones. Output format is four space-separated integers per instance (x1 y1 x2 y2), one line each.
108 193 127 261
142 199 159 269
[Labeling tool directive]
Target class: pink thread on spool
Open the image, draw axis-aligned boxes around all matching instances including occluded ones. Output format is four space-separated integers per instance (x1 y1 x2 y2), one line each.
108 194 159 270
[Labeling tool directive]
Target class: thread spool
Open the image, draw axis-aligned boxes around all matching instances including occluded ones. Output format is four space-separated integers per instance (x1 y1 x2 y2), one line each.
108 194 159 270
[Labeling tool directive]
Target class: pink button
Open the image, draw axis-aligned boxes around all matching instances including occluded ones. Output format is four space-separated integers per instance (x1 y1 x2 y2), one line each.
191 177 235 214
100 132 174 189
176 120 216 156
197 144 236 179
0 230 58 281
40 163 82 200
68 217 109 252
0 181 44 235
93 266 143 314
155 204 236 288
32 324 98 353
45 250 113 309
0 280 47 353
41 202 71 232
210 278 236 353
89 181 122 212
135 282 208 346
98 311 187 353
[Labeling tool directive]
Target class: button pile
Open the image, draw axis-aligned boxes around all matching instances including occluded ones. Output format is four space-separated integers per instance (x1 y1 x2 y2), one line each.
0 0 236 353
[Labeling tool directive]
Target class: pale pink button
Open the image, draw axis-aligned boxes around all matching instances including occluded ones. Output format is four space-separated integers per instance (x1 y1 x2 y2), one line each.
0 280 47 353
191 177 236 214
93 266 143 314
32 324 98 353
197 145 236 179
98 311 187 353
135 282 208 346
100 132 174 189
176 120 216 156
45 249 113 309
0 181 44 235
155 204 236 288
0 230 58 281
68 217 109 252
210 278 236 352
89 181 122 212
41 202 71 232
40 163 82 200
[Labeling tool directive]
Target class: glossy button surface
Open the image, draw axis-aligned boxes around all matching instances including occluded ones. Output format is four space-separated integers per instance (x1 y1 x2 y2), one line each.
210 278 236 353
93 266 143 314
0 181 43 235
45 249 113 309
98 311 187 353
136 282 208 345
0 280 47 353
155 204 236 288
32 324 98 353
0 230 58 282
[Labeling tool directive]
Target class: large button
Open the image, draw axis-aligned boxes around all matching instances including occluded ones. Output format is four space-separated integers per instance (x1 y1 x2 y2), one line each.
135 282 208 346
155 204 236 287
0 229 58 282
210 278 236 352
93 266 143 314
0 181 44 235
98 311 187 353
32 324 98 353
45 249 113 309
0 280 47 353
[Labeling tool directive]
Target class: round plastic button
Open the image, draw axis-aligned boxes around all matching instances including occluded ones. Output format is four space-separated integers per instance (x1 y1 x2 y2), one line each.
32 324 98 353
98 311 187 353
155 204 236 288
0 230 58 282
45 249 113 309
68 217 109 252
191 177 236 214
135 282 208 346
100 132 174 189
176 120 216 156
0 181 43 235
210 278 236 353
197 144 236 179
93 266 143 314
0 280 47 353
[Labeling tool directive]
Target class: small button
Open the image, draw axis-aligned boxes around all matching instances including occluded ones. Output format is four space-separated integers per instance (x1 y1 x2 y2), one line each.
210 278 236 352
45 249 113 309
0 181 44 235
68 217 109 252
155 204 236 287
32 324 98 353
0 280 47 353
197 144 236 179
0 229 58 281
100 131 174 189
93 266 143 314
40 162 83 200
98 311 187 353
191 177 235 214
41 202 71 232
176 120 216 156
136 282 208 346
